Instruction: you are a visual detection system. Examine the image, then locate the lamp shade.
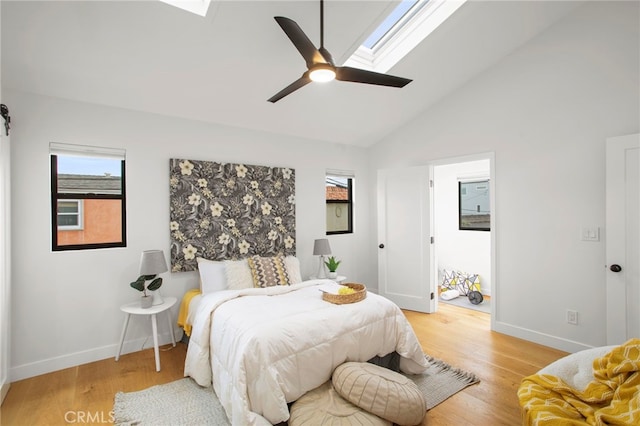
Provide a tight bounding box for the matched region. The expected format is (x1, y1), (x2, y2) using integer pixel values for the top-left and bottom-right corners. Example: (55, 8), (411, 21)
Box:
(313, 239), (332, 256)
(139, 250), (168, 275)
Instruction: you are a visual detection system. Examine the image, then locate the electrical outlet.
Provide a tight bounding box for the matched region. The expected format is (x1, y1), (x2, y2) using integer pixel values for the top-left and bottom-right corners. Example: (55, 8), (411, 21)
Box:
(567, 310), (578, 325)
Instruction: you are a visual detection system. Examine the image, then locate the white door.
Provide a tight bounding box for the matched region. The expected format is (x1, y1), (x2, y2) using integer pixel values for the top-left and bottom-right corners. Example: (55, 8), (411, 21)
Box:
(377, 166), (435, 313)
(606, 133), (640, 345)
(0, 114), (10, 402)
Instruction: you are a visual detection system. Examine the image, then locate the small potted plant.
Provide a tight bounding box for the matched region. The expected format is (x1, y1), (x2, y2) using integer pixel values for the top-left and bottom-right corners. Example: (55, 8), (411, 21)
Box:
(130, 274), (163, 308)
(324, 256), (341, 279)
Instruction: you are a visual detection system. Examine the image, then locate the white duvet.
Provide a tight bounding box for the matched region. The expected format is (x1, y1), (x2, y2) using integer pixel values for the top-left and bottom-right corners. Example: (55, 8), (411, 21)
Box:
(184, 279), (428, 425)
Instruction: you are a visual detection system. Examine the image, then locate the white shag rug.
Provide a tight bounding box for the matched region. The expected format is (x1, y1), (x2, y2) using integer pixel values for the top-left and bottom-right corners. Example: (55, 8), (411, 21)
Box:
(113, 356), (479, 425)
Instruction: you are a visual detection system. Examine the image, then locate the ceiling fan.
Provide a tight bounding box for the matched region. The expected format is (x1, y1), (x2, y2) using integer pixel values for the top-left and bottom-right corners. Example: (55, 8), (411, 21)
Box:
(268, 0), (412, 103)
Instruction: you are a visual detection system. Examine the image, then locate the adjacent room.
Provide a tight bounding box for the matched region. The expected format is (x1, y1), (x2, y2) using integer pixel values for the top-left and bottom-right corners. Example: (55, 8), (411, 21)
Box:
(1, 0), (638, 424)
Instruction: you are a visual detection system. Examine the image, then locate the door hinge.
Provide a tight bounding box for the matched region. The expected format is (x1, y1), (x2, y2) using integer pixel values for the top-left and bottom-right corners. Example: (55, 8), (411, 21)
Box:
(430, 236), (434, 244)
(430, 292), (434, 300)
(430, 179), (433, 188)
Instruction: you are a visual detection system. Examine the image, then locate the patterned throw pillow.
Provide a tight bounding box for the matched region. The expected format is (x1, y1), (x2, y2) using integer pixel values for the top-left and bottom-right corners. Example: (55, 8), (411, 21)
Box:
(247, 255), (290, 288)
(454, 271), (481, 295)
(441, 269), (457, 291)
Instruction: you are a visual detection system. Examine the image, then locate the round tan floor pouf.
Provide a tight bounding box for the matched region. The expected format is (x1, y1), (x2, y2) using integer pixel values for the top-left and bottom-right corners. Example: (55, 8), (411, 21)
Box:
(289, 381), (391, 426)
(332, 362), (426, 426)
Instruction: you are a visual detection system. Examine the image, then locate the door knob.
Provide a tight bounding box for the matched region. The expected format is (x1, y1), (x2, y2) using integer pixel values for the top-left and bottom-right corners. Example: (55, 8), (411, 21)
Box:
(378, 243), (385, 249)
(610, 264), (622, 273)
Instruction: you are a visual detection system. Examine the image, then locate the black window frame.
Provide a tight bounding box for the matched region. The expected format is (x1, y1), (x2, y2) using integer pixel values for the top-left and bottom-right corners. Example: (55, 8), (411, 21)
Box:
(326, 176), (353, 235)
(458, 179), (490, 232)
(51, 154), (127, 251)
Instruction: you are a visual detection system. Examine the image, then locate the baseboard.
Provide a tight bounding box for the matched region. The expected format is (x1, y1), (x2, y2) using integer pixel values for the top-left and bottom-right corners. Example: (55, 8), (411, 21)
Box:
(9, 330), (179, 382)
(493, 321), (593, 353)
(1, 380), (10, 405)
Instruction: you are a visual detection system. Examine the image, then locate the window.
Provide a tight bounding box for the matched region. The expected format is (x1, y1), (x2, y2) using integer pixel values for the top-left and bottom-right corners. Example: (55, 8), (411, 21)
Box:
(344, 0), (466, 74)
(160, 0), (211, 16)
(50, 143), (127, 251)
(326, 174), (353, 235)
(459, 179), (490, 231)
(362, 0), (421, 50)
(158, 0), (212, 17)
(57, 200), (83, 230)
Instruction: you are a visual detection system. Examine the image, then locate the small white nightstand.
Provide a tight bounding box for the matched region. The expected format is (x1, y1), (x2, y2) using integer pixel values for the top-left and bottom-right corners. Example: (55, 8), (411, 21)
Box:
(309, 275), (347, 283)
(115, 296), (177, 372)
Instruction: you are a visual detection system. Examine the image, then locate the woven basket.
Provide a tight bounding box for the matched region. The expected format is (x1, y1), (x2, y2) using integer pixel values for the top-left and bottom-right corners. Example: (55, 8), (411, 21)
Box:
(322, 283), (367, 305)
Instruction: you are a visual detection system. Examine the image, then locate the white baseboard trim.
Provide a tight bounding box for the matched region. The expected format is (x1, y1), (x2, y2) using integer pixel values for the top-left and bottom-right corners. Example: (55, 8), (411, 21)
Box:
(1, 380), (10, 405)
(493, 321), (593, 353)
(10, 330), (180, 382)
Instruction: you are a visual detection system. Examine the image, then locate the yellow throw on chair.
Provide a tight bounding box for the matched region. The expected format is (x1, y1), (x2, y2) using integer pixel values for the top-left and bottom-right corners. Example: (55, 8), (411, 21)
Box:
(518, 338), (640, 425)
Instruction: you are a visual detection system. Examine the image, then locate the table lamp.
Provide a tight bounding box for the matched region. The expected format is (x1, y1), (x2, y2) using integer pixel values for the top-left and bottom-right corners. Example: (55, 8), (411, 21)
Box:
(139, 249), (168, 305)
(313, 238), (332, 279)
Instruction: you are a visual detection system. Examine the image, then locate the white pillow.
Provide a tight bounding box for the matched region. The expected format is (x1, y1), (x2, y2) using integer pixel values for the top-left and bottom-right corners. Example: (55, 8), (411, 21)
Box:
(196, 257), (227, 294)
(538, 346), (616, 391)
(224, 259), (254, 290)
(284, 256), (302, 284)
(440, 289), (460, 300)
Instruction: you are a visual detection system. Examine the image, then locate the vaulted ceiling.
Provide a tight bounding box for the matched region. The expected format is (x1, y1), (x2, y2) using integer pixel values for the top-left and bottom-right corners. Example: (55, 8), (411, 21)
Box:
(2, 1), (582, 146)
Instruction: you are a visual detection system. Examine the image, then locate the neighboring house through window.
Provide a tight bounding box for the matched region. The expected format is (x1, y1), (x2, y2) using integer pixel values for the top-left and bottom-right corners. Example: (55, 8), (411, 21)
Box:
(50, 142), (127, 251)
(326, 172), (353, 235)
(57, 199), (83, 230)
(459, 179), (490, 231)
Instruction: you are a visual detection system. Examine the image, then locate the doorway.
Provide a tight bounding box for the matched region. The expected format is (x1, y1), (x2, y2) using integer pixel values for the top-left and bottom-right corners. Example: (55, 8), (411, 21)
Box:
(606, 133), (639, 344)
(377, 166), (434, 313)
(376, 153), (495, 320)
(434, 157), (492, 316)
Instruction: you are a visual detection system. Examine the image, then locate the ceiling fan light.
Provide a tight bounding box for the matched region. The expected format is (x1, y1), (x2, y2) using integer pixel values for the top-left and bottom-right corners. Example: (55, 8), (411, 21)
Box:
(309, 65), (336, 83)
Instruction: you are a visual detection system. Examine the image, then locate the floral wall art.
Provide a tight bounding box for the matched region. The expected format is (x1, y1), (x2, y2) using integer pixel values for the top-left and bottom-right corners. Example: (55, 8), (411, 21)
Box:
(169, 159), (296, 272)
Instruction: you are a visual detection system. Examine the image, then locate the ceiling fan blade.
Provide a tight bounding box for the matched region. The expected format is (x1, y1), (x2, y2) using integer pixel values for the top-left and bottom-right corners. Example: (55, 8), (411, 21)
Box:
(335, 66), (412, 88)
(274, 16), (328, 67)
(267, 76), (311, 103)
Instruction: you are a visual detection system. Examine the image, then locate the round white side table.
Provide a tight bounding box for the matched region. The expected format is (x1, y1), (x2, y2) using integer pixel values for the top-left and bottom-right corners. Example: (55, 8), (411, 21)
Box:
(308, 275), (347, 283)
(115, 296), (177, 372)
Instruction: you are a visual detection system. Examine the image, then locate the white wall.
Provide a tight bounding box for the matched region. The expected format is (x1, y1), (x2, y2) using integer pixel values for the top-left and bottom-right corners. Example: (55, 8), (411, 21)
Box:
(6, 90), (374, 381)
(434, 160), (491, 295)
(369, 1), (639, 352)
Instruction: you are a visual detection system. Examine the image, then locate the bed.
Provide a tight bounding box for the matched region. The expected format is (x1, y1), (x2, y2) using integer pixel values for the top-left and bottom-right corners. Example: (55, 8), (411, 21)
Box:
(182, 256), (429, 425)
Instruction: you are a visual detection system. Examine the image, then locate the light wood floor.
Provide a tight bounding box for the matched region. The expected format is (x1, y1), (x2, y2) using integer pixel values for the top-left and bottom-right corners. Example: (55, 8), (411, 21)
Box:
(1, 303), (568, 425)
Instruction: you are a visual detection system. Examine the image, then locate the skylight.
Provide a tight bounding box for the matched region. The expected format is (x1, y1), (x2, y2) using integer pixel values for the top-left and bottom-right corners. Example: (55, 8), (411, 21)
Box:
(345, 0), (467, 73)
(362, 0), (421, 50)
(159, 0), (211, 17)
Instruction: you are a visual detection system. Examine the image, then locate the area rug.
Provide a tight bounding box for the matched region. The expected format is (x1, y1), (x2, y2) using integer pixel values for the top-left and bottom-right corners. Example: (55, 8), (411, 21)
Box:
(440, 295), (491, 314)
(113, 356), (479, 425)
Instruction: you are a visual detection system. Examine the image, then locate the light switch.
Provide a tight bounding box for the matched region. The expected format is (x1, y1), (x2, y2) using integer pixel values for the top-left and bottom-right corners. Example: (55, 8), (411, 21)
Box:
(580, 226), (600, 242)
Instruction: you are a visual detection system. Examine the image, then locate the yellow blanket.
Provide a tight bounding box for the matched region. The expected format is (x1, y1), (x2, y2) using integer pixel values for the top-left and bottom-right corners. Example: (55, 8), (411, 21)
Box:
(176, 288), (202, 337)
(518, 338), (640, 425)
